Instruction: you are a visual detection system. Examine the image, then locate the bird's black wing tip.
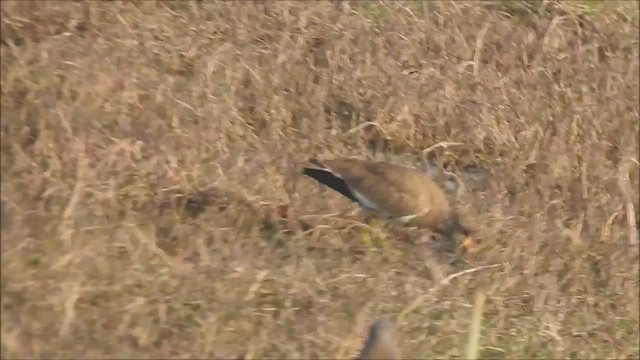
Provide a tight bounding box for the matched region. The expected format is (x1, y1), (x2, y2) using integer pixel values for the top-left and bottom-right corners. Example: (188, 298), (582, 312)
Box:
(301, 166), (359, 204)
(301, 166), (315, 176)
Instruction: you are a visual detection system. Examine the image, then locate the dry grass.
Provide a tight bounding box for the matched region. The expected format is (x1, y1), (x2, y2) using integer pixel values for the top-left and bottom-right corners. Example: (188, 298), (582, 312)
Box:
(1, 1), (639, 359)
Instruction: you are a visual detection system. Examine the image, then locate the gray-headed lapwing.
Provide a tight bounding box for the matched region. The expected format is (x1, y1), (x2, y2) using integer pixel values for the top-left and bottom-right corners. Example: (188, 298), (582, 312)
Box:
(302, 158), (474, 250)
(355, 319), (400, 360)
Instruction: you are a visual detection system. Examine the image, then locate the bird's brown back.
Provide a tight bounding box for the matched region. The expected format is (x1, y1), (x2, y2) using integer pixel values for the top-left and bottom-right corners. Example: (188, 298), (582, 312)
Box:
(322, 159), (454, 231)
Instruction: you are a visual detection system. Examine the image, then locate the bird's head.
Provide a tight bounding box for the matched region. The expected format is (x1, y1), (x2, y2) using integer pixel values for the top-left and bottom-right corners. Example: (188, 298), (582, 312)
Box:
(443, 212), (476, 252)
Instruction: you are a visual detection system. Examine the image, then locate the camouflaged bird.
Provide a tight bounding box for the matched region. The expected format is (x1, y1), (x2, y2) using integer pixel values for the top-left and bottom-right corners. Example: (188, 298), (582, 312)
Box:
(355, 319), (400, 360)
(302, 158), (474, 250)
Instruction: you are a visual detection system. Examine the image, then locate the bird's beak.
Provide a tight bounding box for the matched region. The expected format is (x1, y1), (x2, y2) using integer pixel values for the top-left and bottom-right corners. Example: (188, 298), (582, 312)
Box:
(460, 236), (476, 253)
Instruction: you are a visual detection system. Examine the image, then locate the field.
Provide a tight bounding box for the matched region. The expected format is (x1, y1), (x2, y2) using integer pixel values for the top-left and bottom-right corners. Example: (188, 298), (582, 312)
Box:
(1, 1), (639, 358)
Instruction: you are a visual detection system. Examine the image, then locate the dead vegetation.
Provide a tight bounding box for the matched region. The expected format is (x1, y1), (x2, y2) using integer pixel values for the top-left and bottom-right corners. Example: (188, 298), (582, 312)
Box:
(1, 1), (639, 358)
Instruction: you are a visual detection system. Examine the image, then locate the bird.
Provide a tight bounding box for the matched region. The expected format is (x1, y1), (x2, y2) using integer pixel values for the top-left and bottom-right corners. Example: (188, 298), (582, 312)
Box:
(302, 158), (474, 250)
(355, 319), (400, 360)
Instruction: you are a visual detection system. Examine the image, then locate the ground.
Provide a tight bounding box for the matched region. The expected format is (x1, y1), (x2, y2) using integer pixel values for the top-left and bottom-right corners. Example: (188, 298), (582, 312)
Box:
(1, 1), (639, 359)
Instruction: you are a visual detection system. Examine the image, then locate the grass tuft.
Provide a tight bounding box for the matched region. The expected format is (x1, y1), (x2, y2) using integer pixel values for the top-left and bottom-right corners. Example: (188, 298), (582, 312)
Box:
(1, 1), (638, 358)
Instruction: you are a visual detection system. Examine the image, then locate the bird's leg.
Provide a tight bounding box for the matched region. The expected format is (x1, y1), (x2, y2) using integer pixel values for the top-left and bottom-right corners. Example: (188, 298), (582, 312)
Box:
(361, 216), (379, 249)
(361, 225), (374, 249)
(360, 215), (386, 248)
(361, 217), (402, 261)
(370, 218), (387, 249)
